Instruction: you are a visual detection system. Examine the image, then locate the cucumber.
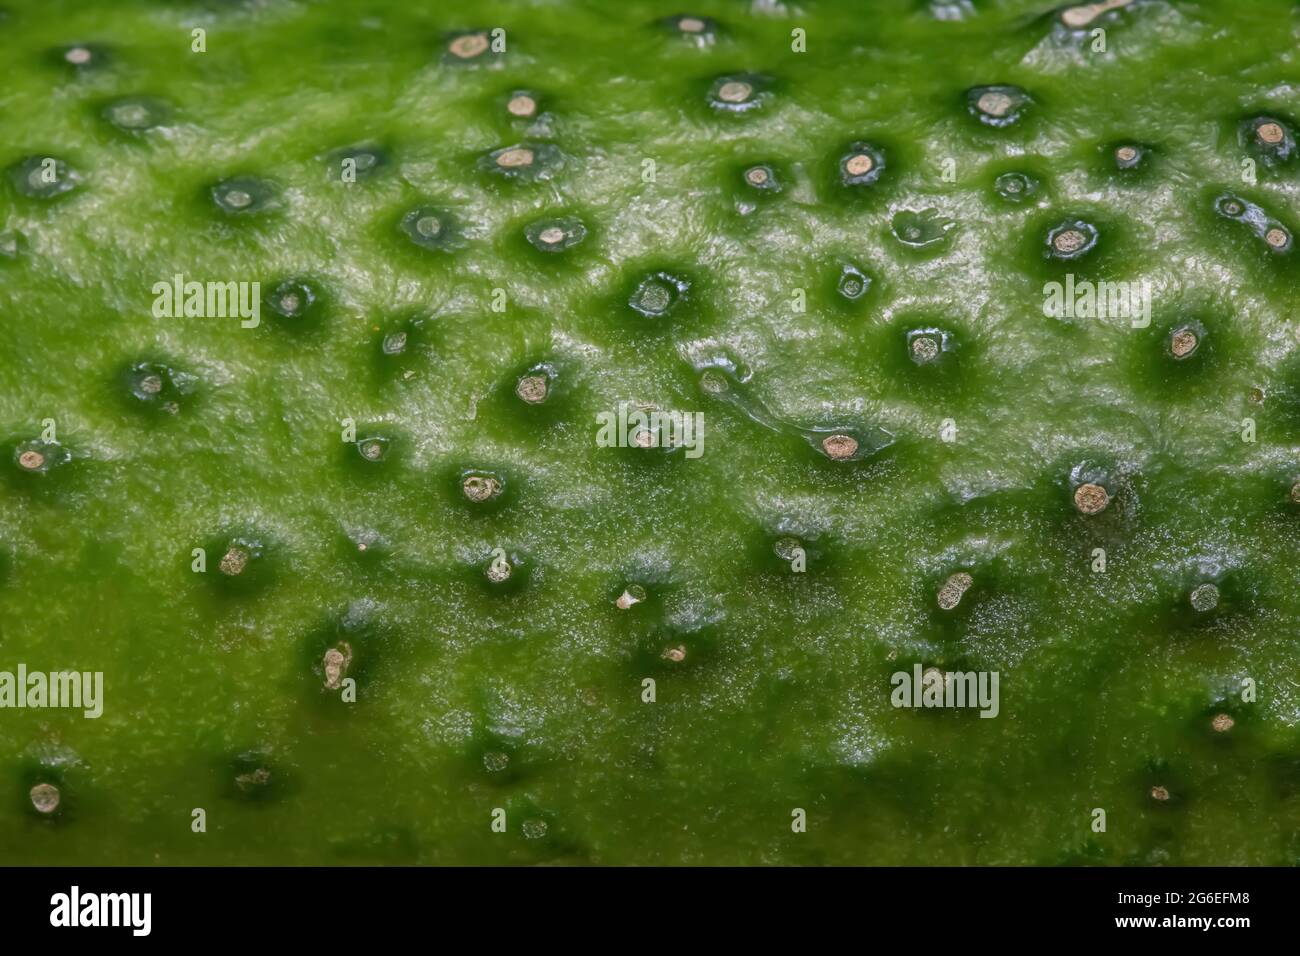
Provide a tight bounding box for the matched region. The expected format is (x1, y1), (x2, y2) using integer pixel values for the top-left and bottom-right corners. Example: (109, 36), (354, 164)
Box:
(2, 0), (1299, 866)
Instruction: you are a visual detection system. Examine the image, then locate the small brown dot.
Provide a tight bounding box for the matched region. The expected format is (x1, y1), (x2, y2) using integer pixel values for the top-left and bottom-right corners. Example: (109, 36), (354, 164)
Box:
(1116, 145), (1138, 163)
(1256, 121), (1285, 145)
(30, 783), (60, 814)
(359, 440), (384, 461)
(745, 166), (770, 186)
(1211, 713), (1235, 733)
(1248, 386), (1265, 404)
(1073, 482), (1109, 515)
(1190, 582), (1219, 613)
(1170, 327), (1199, 359)
(699, 370), (729, 394)
(1053, 229), (1087, 255)
(1150, 785), (1170, 802)
(821, 434), (858, 460)
(977, 91), (1014, 117)
(615, 585), (646, 610)
(463, 474), (501, 502)
(507, 94), (536, 118)
(937, 571), (974, 611)
(1265, 227), (1289, 249)
(495, 147), (535, 169)
(1289, 480), (1300, 504)
(845, 153), (874, 177)
(485, 558), (512, 583)
(323, 645), (350, 689)
(17, 450), (45, 471)
(448, 33), (489, 59)
(911, 336), (940, 363)
(717, 81), (752, 103)
(663, 644), (686, 662)
(236, 768), (271, 792)
(219, 547), (249, 577)
(922, 666), (947, 688)
(1060, 0), (1129, 29)
(1060, 7), (1094, 28)
(773, 537), (802, 562)
(515, 374), (548, 404)
(139, 373), (163, 395)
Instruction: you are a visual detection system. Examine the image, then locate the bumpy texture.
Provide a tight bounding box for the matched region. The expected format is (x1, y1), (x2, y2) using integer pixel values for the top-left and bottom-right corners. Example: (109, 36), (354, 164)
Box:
(2, 0), (1300, 865)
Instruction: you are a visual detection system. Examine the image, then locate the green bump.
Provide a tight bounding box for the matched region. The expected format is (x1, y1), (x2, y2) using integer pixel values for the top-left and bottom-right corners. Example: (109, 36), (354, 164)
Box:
(373, 314), (433, 381)
(1045, 219), (1099, 260)
(480, 143), (564, 182)
(907, 328), (952, 366)
(30, 782), (60, 815)
(515, 363), (557, 405)
(892, 208), (956, 249)
(663, 13), (718, 45)
(8, 155), (80, 199)
(1166, 322), (1203, 361)
(211, 176), (277, 215)
(400, 205), (461, 251)
(615, 583), (647, 609)
(525, 216), (586, 252)
(1189, 582), (1220, 614)
(208, 533), (270, 595)
(328, 144), (388, 181)
(53, 42), (109, 72)
(937, 571), (974, 611)
(121, 361), (197, 415)
(1109, 141), (1151, 173)
(1241, 115), (1295, 167)
(966, 84), (1031, 128)
(707, 73), (769, 114)
(742, 163), (781, 193)
(265, 277), (320, 321)
(442, 29), (500, 66)
(482, 549), (528, 591)
(103, 96), (169, 132)
(226, 749), (285, 802)
(12, 439), (70, 477)
(353, 433), (392, 465)
(838, 142), (885, 186)
(629, 271), (688, 317)
(836, 264), (871, 301)
(1057, 0), (1135, 31)
(461, 470), (504, 504)
(993, 171), (1040, 203)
